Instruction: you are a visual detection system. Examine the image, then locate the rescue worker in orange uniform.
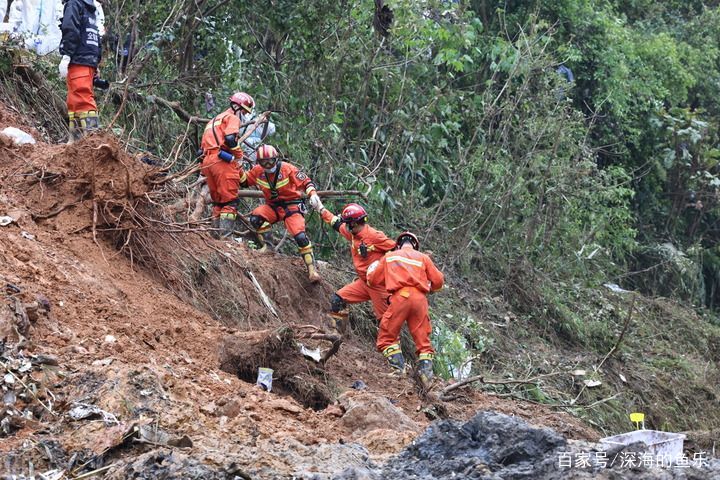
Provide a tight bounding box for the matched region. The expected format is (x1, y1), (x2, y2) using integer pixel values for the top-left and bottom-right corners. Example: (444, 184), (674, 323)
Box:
(367, 231), (444, 386)
(239, 144), (324, 283)
(200, 92), (254, 237)
(318, 203), (396, 333)
(58, 0), (102, 141)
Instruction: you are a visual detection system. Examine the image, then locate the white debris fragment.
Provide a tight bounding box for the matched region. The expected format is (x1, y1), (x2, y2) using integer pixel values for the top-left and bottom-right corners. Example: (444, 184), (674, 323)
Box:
(1, 127), (36, 145)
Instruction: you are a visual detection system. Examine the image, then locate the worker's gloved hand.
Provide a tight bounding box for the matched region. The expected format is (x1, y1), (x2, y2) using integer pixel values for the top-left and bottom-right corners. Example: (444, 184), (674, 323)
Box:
(308, 193), (324, 212)
(93, 74), (110, 90)
(366, 260), (380, 276)
(58, 55), (70, 79)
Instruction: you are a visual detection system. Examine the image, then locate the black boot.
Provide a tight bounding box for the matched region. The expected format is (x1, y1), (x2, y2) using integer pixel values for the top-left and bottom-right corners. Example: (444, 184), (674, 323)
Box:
(67, 114), (82, 144)
(85, 111), (100, 132)
(217, 212), (237, 238)
(417, 359), (434, 387)
(383, 344), (406, 375)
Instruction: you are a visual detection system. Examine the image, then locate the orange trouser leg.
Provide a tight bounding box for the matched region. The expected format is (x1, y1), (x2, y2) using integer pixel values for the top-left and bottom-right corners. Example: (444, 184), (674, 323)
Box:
(405, 291), (434, 356)
(283, 209), (306, 237)
(251, 204), (280, 231)
(66, 64), (97, 114)
(376, 291), (433, 355)
(337, 278), (389, 321)
(201, 154), (241, 218)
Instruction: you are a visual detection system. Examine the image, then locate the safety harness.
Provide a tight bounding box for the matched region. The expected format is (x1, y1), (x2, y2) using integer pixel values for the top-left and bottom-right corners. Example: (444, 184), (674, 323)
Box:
(263, 162), (306, 217)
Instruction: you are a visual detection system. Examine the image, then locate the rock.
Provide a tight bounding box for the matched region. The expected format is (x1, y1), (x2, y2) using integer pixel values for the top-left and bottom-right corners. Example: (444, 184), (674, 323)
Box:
(70, 345), (89, 354)
(379, 411), (566, 479)
(357, 428), (416, 456)
(270, 398), (303, 415)
(216, 400), (243, 418)
(338, 391), (420, 438)
(322, 404), (344, 417)
(200, 402), (218, 416)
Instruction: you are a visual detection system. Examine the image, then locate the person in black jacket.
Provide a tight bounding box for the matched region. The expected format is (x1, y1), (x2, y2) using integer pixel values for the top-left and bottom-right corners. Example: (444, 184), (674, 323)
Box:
(58, 0), (101, 141)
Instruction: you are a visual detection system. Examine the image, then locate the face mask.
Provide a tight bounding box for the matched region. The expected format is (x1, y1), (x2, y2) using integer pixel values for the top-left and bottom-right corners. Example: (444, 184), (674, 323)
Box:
(240, 112), (254, 124)
(263, 164), (278, 174)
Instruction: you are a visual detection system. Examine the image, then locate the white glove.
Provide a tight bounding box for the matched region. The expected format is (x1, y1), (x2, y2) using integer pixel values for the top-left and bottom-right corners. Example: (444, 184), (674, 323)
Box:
(366, 260), (380, 276)
(58, 55), (70, 79)
(309, 193), (324, 212)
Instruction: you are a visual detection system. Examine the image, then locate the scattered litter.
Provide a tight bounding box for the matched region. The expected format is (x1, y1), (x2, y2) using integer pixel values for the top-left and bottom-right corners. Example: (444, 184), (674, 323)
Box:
(20, 231), (35, 240)
(91, 357), (114, 367)
(31, 355), (58, 366)
(18, 360), (32, 373)
(570, 369), (586, 377)
(104, 334), (117, 343)
(68, 402), (120, 425)
(1, 347), (60, 432)
(116, 420), (194, 448)
(256, 367), (273, 392)
(619, 373), (627, 382)
(0, 216), (13, 226)
(1, 127), (36, 145)
(139, 389), (153, 397)
(38, 469), (65, 480)
(299, 343), (322, 362)
(603, 283), (631, 293)
(3, 390), (16, 405)
(583, 379), (602, 388)
(351, 380), (367, 390)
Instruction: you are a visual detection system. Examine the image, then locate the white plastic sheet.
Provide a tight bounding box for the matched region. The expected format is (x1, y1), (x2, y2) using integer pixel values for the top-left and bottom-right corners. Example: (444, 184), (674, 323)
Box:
(1, 126), (36, 145)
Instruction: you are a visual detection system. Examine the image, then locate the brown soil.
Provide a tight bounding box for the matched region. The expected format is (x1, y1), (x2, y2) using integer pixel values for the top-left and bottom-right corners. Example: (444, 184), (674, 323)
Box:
(0, 104), (598, 477)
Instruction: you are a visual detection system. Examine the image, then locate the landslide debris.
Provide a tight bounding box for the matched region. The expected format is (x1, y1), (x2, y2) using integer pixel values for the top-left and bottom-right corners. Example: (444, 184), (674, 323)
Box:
(338, 411), (720, 480)
(0, 104), (608, 478)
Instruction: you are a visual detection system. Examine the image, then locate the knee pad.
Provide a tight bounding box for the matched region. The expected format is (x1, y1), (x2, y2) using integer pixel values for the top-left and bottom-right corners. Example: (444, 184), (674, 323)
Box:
(249, 214), (265, 229)
(293, 232), (310, 248)
(330, 293), (346, 313)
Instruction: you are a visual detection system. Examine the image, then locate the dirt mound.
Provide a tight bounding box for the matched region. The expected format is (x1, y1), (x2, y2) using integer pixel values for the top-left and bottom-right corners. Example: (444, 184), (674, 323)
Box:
(219, 327), (335, 410)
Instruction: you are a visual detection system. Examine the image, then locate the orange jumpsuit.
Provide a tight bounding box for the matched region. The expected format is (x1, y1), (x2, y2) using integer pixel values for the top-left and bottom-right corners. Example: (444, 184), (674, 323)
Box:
(321, 209), (395, 320)
(240, 161), (316, 237)
(200, 109), (244, 218)
(367, 245), (444, 358)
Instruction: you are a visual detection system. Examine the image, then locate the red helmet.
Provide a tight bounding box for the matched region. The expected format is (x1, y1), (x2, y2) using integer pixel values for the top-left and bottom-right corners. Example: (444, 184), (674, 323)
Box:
(341, 203), (368, 224)
(256, 144), (279, 163)
(396, 231), (419, 250)
(229, 92), (255, 113)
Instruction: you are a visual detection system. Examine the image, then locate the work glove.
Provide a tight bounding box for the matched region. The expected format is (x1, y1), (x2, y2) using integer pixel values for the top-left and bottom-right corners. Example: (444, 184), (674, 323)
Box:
(58, 55), (70, 79)
(308, 193), (324, 212)
(366, 260), (380, 276)
(93, 73), (110, 90)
